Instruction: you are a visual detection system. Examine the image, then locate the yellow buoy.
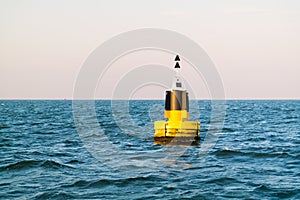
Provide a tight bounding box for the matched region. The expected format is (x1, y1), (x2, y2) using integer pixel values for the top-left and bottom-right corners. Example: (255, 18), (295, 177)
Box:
(154, 55), (200, 144)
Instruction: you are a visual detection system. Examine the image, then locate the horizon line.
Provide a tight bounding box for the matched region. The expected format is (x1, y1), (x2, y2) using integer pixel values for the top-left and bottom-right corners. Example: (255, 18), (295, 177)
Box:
(1, 98), (300, 101)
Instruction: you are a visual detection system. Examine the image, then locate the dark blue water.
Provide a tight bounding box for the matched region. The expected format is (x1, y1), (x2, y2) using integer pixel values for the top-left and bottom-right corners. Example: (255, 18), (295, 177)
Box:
(0, 100), (299, 199)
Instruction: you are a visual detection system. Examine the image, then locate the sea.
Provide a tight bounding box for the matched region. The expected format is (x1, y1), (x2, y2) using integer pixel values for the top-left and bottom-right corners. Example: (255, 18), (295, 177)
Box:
(0, 100), (299, 199)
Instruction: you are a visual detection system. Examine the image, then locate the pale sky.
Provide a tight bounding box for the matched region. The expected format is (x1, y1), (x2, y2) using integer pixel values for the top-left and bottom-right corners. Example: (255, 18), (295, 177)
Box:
(1, 0), (299, 99)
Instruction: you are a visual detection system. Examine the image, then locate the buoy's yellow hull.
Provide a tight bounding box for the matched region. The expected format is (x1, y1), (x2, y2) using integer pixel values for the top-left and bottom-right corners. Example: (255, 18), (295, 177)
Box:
(154, 120), (200, 138)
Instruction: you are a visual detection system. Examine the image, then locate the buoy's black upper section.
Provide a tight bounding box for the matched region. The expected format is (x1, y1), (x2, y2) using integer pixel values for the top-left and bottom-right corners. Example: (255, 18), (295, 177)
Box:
(165, 90), (189, 111)
(175, 55), (180, 61)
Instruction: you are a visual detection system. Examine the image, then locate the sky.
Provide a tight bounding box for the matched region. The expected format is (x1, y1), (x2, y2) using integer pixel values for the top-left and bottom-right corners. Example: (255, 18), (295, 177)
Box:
(1, 0), (299, 99)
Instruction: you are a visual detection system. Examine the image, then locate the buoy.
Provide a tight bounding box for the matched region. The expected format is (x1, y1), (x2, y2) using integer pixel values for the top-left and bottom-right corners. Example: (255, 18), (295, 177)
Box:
(154, 55), (200, 144)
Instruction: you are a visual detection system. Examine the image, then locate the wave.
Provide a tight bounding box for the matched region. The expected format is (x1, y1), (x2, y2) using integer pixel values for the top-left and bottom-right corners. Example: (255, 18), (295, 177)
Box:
(2, 160), (41, 170)
(222, 127), (235, 133)
(214, 149), (292, 159)
(254, 184), (300, 199)
(206, 177), (242, 185)
(33, 191), (75, 200)
(31, 131), (58, 135)
(41, 160), (74, 169)
(63, 175), (162, 188)
(2, 159), (74, 171)
(0, 124), (10, 129)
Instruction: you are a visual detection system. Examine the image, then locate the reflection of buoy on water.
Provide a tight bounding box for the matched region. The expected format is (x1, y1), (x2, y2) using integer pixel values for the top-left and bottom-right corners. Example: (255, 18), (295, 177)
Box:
(154, 55), (200, 144)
